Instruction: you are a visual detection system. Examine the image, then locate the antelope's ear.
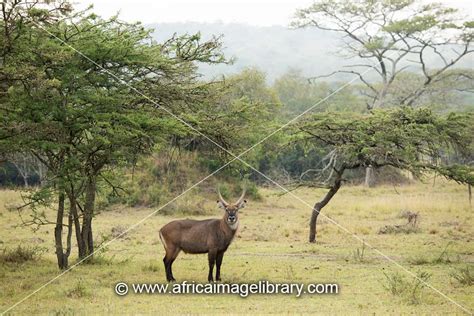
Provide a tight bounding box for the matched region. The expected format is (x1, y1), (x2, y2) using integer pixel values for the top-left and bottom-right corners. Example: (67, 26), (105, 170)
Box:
(237, 199), (247, 209)
(217, 200), (226, 209)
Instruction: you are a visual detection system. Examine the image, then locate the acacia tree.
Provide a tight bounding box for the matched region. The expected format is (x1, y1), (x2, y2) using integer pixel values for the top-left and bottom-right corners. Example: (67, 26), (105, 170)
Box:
(292, 0), (474, 186)
(1, 1), (226, 269)
(180, 68), (281, 172)
(297, 107), (474, 242)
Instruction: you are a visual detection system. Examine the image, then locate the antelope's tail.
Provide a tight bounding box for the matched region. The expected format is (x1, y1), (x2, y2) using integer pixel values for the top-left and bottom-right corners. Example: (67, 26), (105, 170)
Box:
(159, 230), (168, 251)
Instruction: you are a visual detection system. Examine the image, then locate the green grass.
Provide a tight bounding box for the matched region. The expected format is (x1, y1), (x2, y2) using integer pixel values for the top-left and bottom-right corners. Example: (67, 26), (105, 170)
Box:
(0, 181), (473, 314)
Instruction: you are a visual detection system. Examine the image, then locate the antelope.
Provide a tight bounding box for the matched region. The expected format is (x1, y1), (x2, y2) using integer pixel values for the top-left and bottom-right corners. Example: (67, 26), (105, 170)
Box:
(159, 189), (247, 282)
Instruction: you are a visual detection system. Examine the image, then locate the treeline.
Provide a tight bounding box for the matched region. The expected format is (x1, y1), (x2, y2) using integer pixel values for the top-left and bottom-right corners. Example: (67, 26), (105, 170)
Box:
(2, 67), (472, 189)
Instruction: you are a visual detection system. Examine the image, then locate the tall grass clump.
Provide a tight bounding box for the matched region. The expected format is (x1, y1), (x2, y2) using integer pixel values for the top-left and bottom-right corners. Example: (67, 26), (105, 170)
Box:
(383, 271), (431, 305)
(450, 266), (473, 286)
(0, 245), (44, 264)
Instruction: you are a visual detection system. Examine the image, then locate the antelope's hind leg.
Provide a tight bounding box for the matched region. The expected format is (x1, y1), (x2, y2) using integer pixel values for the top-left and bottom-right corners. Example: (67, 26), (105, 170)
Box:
(163, 246), (180, 282)
(215, 251), (224, 281)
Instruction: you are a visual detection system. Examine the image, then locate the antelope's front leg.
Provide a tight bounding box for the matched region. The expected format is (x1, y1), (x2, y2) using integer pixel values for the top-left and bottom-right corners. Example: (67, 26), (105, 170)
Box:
(207, 250), (217, 282)
(215, 251), (224, 281)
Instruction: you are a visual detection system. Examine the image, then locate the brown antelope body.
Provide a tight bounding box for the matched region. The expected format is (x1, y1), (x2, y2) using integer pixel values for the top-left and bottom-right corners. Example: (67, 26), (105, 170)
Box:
(159, 189), (247, 282)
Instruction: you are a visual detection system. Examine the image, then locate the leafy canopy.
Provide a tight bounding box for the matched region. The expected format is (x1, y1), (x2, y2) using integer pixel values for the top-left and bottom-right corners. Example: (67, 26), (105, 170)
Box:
(298, 107), (474, 185)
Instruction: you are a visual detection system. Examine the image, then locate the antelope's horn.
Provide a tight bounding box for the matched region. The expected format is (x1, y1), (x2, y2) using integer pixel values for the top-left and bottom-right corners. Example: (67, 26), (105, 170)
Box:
(236, 188), (246, 205)
(217, 188), (229, 206)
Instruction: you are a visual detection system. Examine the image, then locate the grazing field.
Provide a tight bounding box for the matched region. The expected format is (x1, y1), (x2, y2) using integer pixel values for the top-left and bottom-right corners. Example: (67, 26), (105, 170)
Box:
(0, 181), (473, 315)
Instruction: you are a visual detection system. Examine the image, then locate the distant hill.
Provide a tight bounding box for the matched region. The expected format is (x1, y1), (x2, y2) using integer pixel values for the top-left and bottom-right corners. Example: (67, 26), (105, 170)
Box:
(148, 22), (345, 82)
(147, 22), (473, 83)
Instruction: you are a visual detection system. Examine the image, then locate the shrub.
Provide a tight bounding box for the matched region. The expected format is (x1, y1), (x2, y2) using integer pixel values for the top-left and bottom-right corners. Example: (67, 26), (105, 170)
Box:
(110, 225), (128, 239)
(432, 243), (458, 264)
(450, 266), (473, 286)
(244, 181), (262, 201)
(0, 245), (44, 264)
(66, 281), (89, 298)
(95, 152), (263, 210)
(351, 243), (367, 262)
(383, 271), (431, 305)
(383, 272), (406, 296)
(218, 181), (262, 201)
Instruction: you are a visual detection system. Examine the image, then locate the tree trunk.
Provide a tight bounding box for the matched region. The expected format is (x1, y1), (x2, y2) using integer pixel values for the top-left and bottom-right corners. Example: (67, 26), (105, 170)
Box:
(23, 176), (29, 188)
(469, 184), (472, 206)
(54, 193), (72, 270)
(67, 192), (86, 259)
(54, 193), (66, 269)
(66, 212), (73, 259)
(82, 176), (96, 259)
(11, 157), (29, 187)
(35, 159), (47, 186)
(364, 166), (374, 187)
(309, 168), (344, 243)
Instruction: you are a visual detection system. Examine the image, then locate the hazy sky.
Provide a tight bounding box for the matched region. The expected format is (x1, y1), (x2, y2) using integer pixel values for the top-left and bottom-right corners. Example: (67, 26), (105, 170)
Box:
(74, 0), (473, 26)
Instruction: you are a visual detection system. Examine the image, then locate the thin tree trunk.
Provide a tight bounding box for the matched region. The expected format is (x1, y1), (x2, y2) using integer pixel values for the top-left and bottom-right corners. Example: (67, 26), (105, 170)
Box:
(309, 168), (344, 243)
(469, 184), (472, 206)
(82, 176), (96, 259)
(35, 159), (47, 186)
(65, 212), (73, 259)
(11, 158), (29, 187)
(364, 166), (374, 187)
(68, 192), (86, 259)
(54, 193), (72, 270)
(54, 193), (65, 269)
(23, 176), (29, 187)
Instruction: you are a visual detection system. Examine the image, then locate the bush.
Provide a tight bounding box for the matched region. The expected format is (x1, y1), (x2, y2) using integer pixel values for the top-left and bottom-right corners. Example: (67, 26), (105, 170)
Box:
(66, 281), (89, 298)
(450, 266), (473, 286)
(243, 181), (262, 201)
(96, 152), (263, 210)
(384, 272), (406, 296)
(383, 271), (431, 305)
(218, 181), (262, 201)
(0, 245), (44, 264)
(351, 243), (367, 262)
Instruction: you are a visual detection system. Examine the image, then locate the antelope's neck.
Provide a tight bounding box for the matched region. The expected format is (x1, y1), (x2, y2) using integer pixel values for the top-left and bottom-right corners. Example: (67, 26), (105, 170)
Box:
(227, 219), (239, 231)
(221, 218), (239, 232)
